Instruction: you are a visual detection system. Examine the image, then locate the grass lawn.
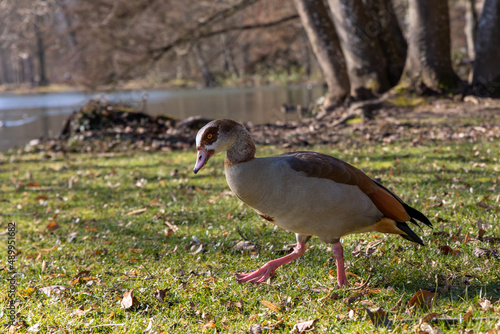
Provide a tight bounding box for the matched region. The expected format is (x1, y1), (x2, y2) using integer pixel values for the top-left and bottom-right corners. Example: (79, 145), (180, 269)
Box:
(1, 132), (499, 332)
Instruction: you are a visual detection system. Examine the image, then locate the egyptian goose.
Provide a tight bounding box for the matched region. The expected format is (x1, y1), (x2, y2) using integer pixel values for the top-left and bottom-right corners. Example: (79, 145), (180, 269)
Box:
(193, 119), (431, 287)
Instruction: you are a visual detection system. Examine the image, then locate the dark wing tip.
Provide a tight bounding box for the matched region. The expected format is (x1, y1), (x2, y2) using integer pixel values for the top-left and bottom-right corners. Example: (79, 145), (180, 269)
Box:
(372, 179), (432, 228)
(396, 222), (425, 245)
(402, 202), (432, 228)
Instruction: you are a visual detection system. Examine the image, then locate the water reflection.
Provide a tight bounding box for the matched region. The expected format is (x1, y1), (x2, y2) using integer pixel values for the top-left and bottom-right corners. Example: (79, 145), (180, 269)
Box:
(0, 85), (324, 152)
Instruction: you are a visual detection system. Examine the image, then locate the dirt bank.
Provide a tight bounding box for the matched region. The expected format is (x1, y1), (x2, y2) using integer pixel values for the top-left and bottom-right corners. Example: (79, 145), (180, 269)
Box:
(20, 96), (500, 155)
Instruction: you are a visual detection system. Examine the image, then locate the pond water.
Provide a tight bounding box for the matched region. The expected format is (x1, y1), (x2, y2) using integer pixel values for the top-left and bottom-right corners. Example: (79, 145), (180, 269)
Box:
(0, 85), (324, 152)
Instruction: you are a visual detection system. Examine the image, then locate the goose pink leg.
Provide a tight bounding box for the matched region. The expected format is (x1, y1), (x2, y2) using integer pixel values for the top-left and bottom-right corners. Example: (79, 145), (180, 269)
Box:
(236, 241), (307, 284)
(333, 241), (349, 288)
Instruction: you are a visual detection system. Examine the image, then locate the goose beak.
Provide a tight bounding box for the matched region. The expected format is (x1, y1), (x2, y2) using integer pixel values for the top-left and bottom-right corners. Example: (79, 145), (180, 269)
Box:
(193, 148), (212, 174)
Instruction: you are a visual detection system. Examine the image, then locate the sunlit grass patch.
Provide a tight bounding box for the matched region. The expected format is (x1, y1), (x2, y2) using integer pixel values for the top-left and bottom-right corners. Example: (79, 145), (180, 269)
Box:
(0, 137), (499, 333)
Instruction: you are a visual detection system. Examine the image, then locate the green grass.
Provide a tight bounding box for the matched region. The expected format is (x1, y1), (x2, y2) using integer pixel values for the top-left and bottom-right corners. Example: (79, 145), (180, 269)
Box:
(1, 138), (499, 333)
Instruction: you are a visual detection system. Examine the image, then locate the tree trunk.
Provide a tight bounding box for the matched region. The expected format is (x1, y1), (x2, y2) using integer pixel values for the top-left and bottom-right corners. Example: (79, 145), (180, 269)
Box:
(472, 0), (500, 97)
(34, 20), (49, 86)
(293, 0), (350, 108)
(363, 0), (407, 86)
(220, 34), (239, 77)
(402, 0), (459, 94)
(194, 43), (216, 87)
(0, 47), (13, 84)
(464, 0), (478, 61)
(327, 0), (390, 100)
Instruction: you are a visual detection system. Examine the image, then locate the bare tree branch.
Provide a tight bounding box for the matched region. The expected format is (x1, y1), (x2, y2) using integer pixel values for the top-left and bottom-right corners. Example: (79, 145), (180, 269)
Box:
(149, 0), (262, 61)
(197, 14), (299, 40)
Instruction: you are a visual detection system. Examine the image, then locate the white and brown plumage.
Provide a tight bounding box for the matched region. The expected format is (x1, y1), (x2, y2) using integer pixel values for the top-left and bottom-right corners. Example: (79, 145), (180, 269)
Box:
(193, 119), (431, 287)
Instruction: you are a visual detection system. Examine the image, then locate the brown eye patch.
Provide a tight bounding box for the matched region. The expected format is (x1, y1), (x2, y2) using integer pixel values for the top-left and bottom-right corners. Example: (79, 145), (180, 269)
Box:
(202, 127), (218, 145)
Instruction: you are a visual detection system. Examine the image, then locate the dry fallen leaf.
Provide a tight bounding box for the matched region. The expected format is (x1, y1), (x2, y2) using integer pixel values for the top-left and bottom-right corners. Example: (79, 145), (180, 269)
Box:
(250, 324), (263, 334)
(233, 240), (256, 250)
(437, 245), (460, 256)
(153, 288), (168, 303)
(39, 285), (67, 296)
(46, 221), (60, 232)
(366, 307), (392, 329)
(190, 243), (204, 255)
(34, 195), (48, 201)
(418, 322), (444, 334)
(225, 299), (243, 310)
(409, 290), (437, 309)
(120, 289), (135, 309)
(202, 321), (216, 330)
(127, 208), (147, 215)
(474, 247), (499, 258)
(165, 221), (179, 232)
(73, 305), (98, 316)
(291, 319), (318, 333)
(463, 231), (471, 244)
(67, 232), (78, 242)
(260, 300), (280, 313)
(74, 270), (91, 280)
(421, 312), (440, 323)
(463, 305), (474, 323)
(84, 225), (99, 232)
(479, 299), (493, 311)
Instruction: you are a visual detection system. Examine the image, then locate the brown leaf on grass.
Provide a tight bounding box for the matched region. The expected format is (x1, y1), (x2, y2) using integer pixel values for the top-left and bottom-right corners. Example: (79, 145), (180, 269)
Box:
(476, 200), (493, 210)
(482, 237), (500, 244)
(409, 290), (437, 309)
(120, 289), (135, 309)
(19, 287), (36, 297)
(438, 245), (460, 256)
(128, 248), (143, 253)
(463, 231), (471, 244)
(190, 243), (204, 255)
(418, 322), (444, 334)
(153, 288), (168, 303)
(438, 245), (452, 255)
(67, 232), (78, 242)
(38, 246), (56, 254)
(260, 300), (281, 313)
(233, 240), (256, 250)
(73, 305), (98, 316)
(127, 208), (147, 215)
(250, 324), (263, 334)
(34, 195), (48, 201)
(421, 312), (440, 323)
(39, 285), (67, 296)
(225, 299), (243, 310)
(478, 228), (486, 239)
(27, 182), (40, 188)
(74, 270), (91, 280)
(165, 221), (179, 232)
(474, 247), (499, 258)
(202, 321), (216, 330)
(43, 273), (66, 279)
(84, 226), (98, 232)
(46, 221), (60, 231)
(366, 307), (392, 329)
(291, 319), (318, 333)
(478, 299), (494, 311)
(463, 305), (474, 323)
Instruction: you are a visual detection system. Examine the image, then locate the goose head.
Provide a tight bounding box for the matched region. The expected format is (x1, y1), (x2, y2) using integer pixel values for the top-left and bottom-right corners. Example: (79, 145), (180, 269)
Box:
(193, 119), (256, 174)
